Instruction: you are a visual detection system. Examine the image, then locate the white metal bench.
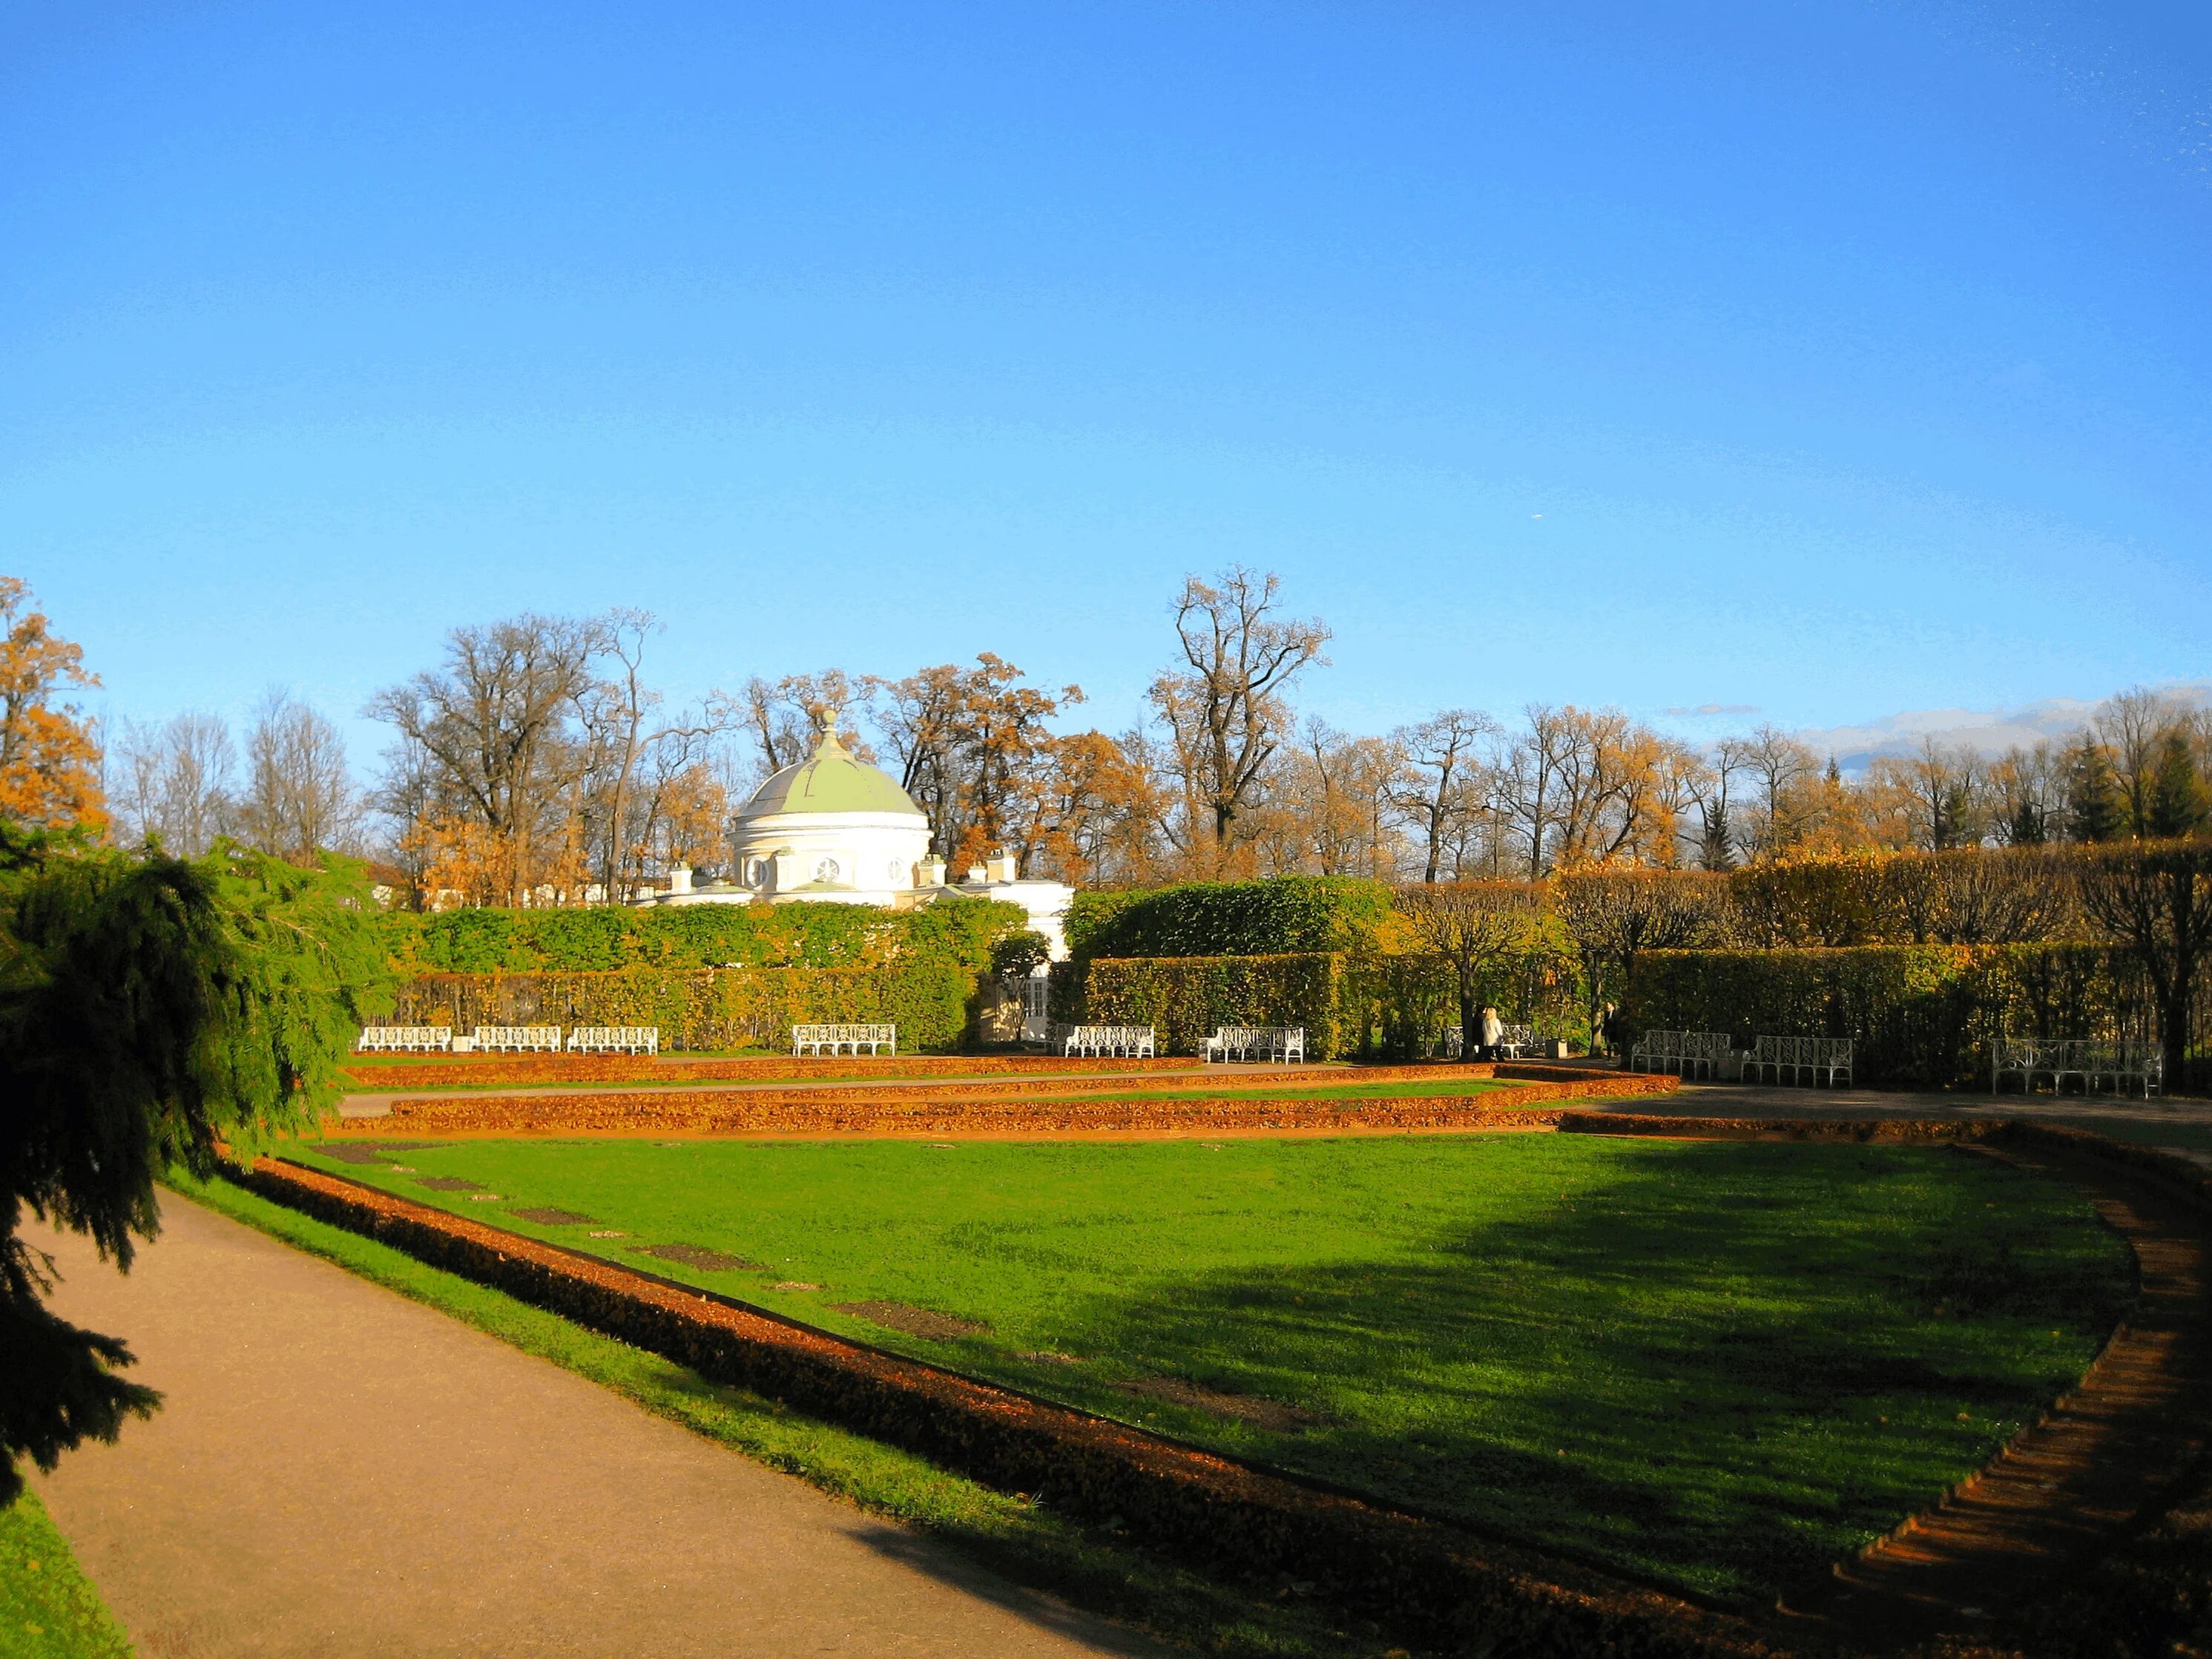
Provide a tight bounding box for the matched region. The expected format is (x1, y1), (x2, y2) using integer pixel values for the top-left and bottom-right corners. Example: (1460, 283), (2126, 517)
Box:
(471, 1025), (563, 1054)
(1434, 1023), (1539, 1060)
(1743, 1035), (1854, 1088)
(1204, 1026), (1306, 1063)
(355, 1025), (452, 1054)
(791, 1022), (897, 1057)
(1993, 1037), (2162, 1098)
(566, 1025), (660, 1055)
(1629, 1029), (1732, 1080)
(1057, 1023), (1156, 1059)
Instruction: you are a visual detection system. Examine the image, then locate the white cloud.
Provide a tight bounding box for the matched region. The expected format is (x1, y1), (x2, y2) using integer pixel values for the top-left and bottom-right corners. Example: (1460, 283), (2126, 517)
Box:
(1794, 682), (2212, 772)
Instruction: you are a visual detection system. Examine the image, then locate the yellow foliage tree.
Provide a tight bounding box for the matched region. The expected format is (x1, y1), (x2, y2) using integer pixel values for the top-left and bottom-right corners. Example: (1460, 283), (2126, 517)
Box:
(0, 578), (105, 830)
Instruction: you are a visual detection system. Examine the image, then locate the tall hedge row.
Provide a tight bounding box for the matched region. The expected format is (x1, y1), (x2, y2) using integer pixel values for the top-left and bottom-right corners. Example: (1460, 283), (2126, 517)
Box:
(379, 896), (1025, 975)
(392, 962), (980, 1053)
(1625, 944), (2207, 1090)
(1060, 950), (1558, 1059)
(1065, 876), (1395, 962)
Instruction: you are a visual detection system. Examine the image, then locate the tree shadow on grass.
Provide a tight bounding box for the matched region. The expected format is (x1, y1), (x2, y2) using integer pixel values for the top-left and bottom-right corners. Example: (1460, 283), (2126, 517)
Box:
(1011, 1143), (2133, 1605)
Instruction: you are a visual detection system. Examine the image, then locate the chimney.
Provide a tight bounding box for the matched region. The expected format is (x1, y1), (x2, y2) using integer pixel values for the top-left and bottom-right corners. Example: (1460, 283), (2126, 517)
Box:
(989, 851), (1019, 884)
(965, 863), (988, 887)
(667, 867), (693, 897)
(918, 855), (946, 887)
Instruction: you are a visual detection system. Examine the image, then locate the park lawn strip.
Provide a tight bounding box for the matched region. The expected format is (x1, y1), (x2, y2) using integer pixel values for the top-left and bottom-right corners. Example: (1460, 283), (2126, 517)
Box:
(165, 1169), (1407, 1659)
(0, 1489), (133, 1659)
(284, 1133), (2131, 1604)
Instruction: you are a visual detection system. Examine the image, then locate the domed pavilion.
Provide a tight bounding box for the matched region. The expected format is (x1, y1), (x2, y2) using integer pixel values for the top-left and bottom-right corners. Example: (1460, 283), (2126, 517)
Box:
(633, 717), (1076, 957)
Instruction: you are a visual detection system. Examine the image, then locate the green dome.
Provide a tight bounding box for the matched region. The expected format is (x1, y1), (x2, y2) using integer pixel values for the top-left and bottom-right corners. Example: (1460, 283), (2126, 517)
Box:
(738, 726), (926, 820)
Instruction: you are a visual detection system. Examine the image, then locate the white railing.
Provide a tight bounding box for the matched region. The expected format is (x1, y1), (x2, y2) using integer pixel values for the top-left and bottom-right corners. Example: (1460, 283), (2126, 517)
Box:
(470, 1025), (563, 1054)
(355, 1025), (452, 1054)
(566, 1025), (660, 1055)
(1056, 1023), (1156, 1059)
(1743, 1035), (1854, 1088)
(791, 1022), (898, 1057)
(1203, 1026), (1306, 1064)
(1992, 1036), (2162, 1099)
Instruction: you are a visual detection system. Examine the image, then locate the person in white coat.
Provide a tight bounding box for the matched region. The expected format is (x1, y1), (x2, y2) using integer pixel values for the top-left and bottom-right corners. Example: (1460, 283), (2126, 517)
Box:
(1479, 1005), (1504, 1060)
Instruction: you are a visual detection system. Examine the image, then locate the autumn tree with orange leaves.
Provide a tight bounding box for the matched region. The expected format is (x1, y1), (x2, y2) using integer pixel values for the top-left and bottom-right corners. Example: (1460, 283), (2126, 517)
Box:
(0, 579), (104, 830)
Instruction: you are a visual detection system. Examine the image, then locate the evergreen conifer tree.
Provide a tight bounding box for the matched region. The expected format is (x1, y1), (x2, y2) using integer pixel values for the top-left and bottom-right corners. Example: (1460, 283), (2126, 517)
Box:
(2064, 739), (2123, 844)
(2147, 732), (2211, 840)
(0, 831), (388, 1500)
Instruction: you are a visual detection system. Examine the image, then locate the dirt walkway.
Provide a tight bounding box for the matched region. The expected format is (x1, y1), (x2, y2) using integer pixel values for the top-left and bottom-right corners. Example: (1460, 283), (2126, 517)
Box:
(28, 1196), (1160, 1659)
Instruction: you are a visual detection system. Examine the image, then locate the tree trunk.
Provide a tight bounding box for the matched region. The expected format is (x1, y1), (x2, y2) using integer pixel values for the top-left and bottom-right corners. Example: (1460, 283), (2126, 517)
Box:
(1459, 984), (1480, 1065)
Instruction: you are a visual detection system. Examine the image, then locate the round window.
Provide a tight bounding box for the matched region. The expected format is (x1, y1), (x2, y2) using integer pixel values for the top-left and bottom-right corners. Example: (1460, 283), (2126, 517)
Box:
(745, 859), (766, 885)
(813, 855), (842, 882)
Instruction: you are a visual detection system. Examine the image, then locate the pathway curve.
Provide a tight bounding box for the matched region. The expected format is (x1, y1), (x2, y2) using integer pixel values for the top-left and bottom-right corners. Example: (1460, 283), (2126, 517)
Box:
(1760, 1138), (2212, 1646)
(29, 1195), (1161, 1659)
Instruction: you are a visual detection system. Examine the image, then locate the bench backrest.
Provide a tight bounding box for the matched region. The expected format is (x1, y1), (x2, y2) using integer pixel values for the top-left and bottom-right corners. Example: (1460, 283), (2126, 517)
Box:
(358, 1025), (451, 1050)
(1751, 1035), (1852, 1064)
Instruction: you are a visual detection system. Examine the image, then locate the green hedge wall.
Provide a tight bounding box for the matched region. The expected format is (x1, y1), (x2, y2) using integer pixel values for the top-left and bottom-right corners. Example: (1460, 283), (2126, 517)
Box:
(378, 896), (1024, 975)
(1625, 944), (2202, 1090)
(1060, 950), (1565, 1059)
(392, 962), (981, 1053)
(1065, 876), (1394, 962)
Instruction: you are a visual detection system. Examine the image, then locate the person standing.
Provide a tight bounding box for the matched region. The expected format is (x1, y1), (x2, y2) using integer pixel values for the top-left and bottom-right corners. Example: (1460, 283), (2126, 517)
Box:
(1479, 1005), (1504, 1061)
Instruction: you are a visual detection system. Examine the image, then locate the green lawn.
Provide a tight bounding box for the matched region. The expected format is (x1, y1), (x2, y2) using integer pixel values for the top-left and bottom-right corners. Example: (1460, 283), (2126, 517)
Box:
(287, 1132), (2130, 1603)
(0, 1490), (132, 1659)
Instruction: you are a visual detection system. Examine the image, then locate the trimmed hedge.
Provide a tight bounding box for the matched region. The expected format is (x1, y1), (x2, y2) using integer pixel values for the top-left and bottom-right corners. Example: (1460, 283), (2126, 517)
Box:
(1058, 949), (1565, 1060)
(392, 962), (979, 1054)
(1067, 876), (1395, 962)
(1624, 943), (2208, 1091)
(380, 896), (1026, 975)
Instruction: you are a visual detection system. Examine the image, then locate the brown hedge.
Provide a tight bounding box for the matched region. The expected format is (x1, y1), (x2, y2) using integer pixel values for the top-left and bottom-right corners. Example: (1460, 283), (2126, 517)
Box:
(234, 1155), (1760, 1658)
(349, 1072), (1680, 1137)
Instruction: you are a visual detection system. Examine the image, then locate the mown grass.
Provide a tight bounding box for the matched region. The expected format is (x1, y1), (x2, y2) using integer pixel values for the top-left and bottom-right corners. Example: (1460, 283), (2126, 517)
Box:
(283, 1133), (2131, 1603)
(169, 1170), (1410, 1658)
(0, 1489), (133, 1659)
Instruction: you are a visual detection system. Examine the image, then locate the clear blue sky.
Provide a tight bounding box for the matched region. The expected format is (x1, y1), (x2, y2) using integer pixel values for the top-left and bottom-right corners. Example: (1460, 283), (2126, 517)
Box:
(5, 1), (2208, 760)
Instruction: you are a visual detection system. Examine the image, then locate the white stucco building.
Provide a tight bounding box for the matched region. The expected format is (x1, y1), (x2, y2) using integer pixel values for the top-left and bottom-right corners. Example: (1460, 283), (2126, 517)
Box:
(633, 721), (1076, 959)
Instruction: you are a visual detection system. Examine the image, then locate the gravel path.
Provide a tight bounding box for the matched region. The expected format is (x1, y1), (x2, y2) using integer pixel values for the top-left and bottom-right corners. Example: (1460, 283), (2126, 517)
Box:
(28, 1195), (1159, 1659)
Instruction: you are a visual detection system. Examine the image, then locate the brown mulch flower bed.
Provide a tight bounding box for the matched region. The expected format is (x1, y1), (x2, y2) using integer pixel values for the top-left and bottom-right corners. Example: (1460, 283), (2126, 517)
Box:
(338, 1072), (1677, 1138)
(341, 1052), (1201, 1088)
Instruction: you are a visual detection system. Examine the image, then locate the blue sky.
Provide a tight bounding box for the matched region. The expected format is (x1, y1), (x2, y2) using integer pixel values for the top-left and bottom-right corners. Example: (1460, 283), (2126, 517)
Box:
(5, 1), (2209, 763)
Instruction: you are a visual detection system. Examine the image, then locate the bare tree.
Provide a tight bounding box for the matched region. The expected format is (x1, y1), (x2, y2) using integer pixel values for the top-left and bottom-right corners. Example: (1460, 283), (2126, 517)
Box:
(1866, 737), (1987, 851)
(2077, 842), (2212, 1088)
(1390, 709), (1498, 883)
(2096, 689), (2173, 839)
(1149, 567), (1331, 867)
(734, 670), (864, 780)
(114, 712), (236, 857)
(1555, 869), (1730, 1060)
(1396, 881), (1544, 1062)
(1740, 725), (1819, 858)
(1686, 737), (1750, 870)
(366, 613), (605, 905)
(237, 690), (359, 863)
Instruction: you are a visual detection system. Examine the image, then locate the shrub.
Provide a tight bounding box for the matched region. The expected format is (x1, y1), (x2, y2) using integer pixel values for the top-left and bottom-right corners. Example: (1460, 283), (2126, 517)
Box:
(1066, 876), (1394, 962)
